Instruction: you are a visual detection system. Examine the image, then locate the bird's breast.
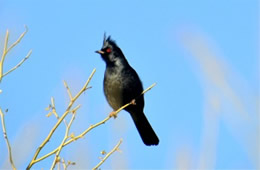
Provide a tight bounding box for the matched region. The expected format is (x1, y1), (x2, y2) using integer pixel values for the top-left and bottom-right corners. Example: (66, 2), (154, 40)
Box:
(104, 71), (124, 110)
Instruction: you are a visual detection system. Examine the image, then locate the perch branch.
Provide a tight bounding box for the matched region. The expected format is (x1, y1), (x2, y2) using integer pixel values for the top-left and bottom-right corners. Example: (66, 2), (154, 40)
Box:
(33, 83), (156, 165)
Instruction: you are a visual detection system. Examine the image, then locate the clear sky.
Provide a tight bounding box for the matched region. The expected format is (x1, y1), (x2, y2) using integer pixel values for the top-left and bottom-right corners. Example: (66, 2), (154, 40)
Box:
(0, 0), (259, 169)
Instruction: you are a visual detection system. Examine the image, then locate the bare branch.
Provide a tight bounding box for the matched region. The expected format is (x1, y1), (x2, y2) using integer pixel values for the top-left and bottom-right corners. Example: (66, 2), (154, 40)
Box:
(0, 26), (31, 82)
(61, 158), (66, 170)
(0, 108), (16, 170)
(141, 83), (156, 95)
(50, 107), (77, 169)
(32, 83), (156, 165)
(0, 26), (31, 169)
(0, 30), (10, 81)
(3, 30), (9, 56)
(50, 97), (59, 119)
(6, 25), (28, 54)
(2, 50), (32, 78)
(63, 80), (73, 101)
(93, 139), (123, 170)
(26, 68), (96, 170)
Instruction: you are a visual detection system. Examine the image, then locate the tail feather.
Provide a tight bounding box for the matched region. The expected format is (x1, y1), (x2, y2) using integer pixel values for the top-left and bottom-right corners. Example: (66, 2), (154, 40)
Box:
(130, 111), (159, 146)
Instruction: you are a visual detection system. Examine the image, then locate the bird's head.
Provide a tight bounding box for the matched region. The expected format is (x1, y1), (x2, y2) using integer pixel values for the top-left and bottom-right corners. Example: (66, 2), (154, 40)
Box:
(95, 34), (127, 66)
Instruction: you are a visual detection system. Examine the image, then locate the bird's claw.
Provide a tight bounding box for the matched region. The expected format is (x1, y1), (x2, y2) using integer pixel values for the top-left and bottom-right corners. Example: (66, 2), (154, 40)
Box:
(130, 99), (136, 105)
(109, 111), (117, 118)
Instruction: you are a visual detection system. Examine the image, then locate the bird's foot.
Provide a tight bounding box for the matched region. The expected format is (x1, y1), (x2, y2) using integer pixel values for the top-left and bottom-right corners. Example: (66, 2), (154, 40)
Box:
(130, 99), (136, 105)
(109, 111), (117, 118)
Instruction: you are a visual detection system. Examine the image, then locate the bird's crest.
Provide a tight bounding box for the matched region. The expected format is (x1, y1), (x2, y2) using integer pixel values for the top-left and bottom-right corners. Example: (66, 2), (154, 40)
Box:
(102, 33), (117, 47)
(103, 32), (107, 45)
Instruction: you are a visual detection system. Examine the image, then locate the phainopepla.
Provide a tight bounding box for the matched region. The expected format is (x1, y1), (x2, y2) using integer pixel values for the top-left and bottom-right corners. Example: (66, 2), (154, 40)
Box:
(95, 34), (159, 146)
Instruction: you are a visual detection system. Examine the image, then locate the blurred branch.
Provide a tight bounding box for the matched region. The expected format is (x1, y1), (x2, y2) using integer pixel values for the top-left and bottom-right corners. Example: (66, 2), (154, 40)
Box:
(0, 108), (16, 170)
(57, 158), (75, 170)
(2, 50), (32, 78)
(63, 80), (73, 101)
(0, 26), (31, 170)
(47, 97), (68, 126)
(50, 97), (59, 119)
(6, 26), (28, 54)
(31, 83), (156, 165)
(26, 68), (96, 170)
(0, 26), (31, 82)
(93, 139), (123, 170)
(50, 104), (80, 170)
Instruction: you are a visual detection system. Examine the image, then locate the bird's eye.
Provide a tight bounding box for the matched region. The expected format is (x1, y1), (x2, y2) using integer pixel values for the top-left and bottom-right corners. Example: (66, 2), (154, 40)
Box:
(106, 48), (112, 53)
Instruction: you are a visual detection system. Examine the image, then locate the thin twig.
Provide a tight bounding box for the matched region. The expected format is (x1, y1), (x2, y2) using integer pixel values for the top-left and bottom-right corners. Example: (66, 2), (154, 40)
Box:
(0, 30), (9, 81)
(6, 25), (28, 54)
(92, 139), (123, 170)
(33, 83), (156, 165)
(0, 26), (31, 82)
(0, 26), (30, 170)
(2, 50), (32, 78)
(50, 106), (78, 169)
(50, 97), (69, 127)
(3, 30), (9, 55)
(0, 108), (16, 170)
(26, 68), (96, 170)
(61, 158), (67, 170)
(141, 83), (156, 95)
(50, 97), (59, 119)
(63, 80), (73, 101)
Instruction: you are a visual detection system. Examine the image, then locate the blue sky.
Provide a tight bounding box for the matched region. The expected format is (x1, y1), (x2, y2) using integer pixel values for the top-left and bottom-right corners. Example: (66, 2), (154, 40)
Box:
(0, 0), (259, 169)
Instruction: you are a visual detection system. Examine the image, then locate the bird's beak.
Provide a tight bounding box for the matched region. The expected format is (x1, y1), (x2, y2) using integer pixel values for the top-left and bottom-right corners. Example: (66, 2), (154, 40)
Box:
(95, 50), (105, 55)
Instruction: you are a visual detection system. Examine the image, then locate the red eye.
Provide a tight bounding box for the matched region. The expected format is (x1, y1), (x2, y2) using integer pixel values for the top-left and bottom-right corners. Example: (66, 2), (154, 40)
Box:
(106, 48), (111, 53)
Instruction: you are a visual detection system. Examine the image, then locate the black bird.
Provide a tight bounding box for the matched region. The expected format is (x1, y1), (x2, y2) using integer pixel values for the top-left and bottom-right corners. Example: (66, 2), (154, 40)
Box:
(95, 35), (159, 146)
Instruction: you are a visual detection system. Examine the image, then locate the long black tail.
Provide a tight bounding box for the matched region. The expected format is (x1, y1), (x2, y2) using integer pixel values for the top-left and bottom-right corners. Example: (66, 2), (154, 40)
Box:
(130, 111), (159, 146)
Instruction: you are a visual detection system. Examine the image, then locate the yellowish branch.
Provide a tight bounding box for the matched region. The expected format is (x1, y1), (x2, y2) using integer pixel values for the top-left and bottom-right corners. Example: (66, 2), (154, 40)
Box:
(26, 68), (96, 170)
(61, 158), (66, 170)
(0, 26), (31, 170)
(0, 26), (31, 82)
(50, 97), (69, 127)
(0, 108), (16, 170)
(141, 83), (156, 95)
(50, 97), (59, 119)
(33, 83), (156, 165)
(6, 25), (28, 54)
(92, 139), (123, 170)
(50, 106), (78, 170)
(60, 158), (75, 170)
(2, 50), (32, 78)
(3, 30), (9, 55)
(63, 80), (73, 101)
(0, 30), (9, 81)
